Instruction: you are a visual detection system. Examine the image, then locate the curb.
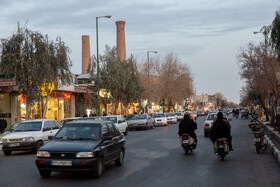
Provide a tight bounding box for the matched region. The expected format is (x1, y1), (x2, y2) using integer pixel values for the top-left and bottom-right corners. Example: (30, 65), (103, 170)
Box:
(264, 134), (280, 165)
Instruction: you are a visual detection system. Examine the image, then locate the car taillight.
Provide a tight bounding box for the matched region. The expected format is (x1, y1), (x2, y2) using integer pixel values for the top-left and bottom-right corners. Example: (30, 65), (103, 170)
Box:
(218, 141), (223, 145)
(204, 123), (210, 127)
(255, 134), (260, 138)
(183, 136), (188, 140)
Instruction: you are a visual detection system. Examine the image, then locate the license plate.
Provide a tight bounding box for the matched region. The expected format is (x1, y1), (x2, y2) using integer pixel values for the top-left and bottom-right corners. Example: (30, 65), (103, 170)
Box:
(183, 140), (188, 144)
(51, 160), (72, 166)
(133, 124), (138, 127)
(218, 145), (224, 148)
(9, 143), (20, 147)
(254, 138), (260, 142)
(157, 120), (161, 121)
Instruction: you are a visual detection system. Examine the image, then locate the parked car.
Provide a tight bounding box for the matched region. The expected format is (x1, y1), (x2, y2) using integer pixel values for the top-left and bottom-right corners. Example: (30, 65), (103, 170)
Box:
(197, 110), (205, 116)
(203, 112), (228, 137)
(164, 113), (177, 124)
(174, 112), (183, 121)
(102, 115), (128, 136)
(153, 113), (168, 126)
(35, 121), (126, 178)
(2, 119), (61, 155)
(127, 114), (155, 130)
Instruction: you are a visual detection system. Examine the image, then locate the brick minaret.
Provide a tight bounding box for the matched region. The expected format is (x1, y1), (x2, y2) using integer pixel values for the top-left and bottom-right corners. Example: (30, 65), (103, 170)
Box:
(116, 21), (126, 61)
(82, 35), (90, 74)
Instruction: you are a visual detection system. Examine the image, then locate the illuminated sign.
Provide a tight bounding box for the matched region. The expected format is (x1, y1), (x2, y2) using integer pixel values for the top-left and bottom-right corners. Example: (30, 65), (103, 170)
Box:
(54, 92), (71, 100)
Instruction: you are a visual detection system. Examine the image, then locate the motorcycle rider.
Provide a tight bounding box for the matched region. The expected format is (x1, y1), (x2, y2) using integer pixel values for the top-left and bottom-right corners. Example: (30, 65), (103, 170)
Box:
(178, 112), (197, 147)
(210, 112), (233, 151)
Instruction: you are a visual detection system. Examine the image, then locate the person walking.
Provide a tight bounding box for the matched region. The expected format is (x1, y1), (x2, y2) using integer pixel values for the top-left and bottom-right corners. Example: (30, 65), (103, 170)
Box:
(0, 116), (8, 134)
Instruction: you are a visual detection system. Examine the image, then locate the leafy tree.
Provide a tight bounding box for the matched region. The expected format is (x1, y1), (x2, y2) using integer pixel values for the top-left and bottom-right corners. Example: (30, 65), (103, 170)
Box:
(271, 10), (280, 62)
(0, 24), (72, 119)
(89, 45), (144, 114)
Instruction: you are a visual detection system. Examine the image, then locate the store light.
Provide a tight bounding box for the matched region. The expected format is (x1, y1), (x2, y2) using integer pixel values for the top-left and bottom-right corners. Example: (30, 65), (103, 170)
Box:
(21, 103), (26, 108)
(59, 100), (63, 104)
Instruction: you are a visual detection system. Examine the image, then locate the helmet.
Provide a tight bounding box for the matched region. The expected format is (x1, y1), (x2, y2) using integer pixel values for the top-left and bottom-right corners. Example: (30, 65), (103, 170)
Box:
(184, 112), (190, 119)
(217, 112), (223, 119)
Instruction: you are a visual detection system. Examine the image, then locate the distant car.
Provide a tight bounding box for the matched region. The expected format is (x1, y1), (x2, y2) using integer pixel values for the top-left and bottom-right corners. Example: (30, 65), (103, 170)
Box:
(2, 119), (61, 155)
(60, 117), (83, 126)
(35, 121), (126, 178)
(203, 112), (228, 137)
(164, 113), (177, 124)
(102, 115), (128, 136)
(174, 112), (183, 121)
(123, 114), (134, 121)
(153, 113), (168, 126)
(197, 111), (205, 116)
(127, 114), (155, 130)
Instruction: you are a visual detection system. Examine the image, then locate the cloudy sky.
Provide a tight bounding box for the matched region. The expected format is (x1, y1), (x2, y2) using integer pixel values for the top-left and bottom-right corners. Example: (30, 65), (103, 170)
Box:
(1, 0), (279, 103)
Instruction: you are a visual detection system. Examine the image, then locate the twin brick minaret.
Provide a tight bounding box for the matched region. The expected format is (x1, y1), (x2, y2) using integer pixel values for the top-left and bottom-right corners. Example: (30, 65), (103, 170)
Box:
(82, 21), (126, 74)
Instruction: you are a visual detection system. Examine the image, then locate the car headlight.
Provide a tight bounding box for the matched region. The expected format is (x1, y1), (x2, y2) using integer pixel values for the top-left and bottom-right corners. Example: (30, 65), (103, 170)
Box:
(24, 137), (35, 141)
(76, 152), (94, 158)
(2, 139), (8, 143)
(37, 151), (50, 158)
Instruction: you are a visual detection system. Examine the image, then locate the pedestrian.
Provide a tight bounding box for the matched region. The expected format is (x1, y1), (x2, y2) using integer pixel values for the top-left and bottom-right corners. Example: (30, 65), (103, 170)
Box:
(93, 112), (97, 116)
(103, 111), (106, 116)
(0, 116), (8, 134)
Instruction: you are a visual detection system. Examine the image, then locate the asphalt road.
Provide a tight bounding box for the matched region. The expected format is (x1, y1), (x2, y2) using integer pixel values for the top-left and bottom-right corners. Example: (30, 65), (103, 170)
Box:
(0, 116), (280, 187)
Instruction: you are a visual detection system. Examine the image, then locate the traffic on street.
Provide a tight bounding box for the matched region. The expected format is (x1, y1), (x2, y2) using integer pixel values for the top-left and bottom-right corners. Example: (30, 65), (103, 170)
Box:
(0, 115), (279, 187)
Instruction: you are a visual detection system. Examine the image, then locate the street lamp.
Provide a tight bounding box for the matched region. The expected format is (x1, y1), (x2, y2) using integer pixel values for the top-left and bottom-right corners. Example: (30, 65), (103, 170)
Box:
(147, 50), (157, 113)
(96, 15), (111, 116)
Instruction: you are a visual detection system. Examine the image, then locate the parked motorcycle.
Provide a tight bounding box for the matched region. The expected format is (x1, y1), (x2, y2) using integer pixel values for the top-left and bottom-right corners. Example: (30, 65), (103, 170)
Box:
(254, 129), (268, 154)
(180, 134), (196, 154)
(214, 138), (229, 161)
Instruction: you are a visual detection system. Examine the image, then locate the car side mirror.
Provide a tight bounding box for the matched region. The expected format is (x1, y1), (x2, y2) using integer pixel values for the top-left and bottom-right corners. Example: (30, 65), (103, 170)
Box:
(48, 136), (54, 140)
(103, 136), (113, 141)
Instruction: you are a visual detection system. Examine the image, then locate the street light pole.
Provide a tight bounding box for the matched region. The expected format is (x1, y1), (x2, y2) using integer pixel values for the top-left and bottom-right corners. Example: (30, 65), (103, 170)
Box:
(146, 50), (157, 113)
(96, 15), (111, 116)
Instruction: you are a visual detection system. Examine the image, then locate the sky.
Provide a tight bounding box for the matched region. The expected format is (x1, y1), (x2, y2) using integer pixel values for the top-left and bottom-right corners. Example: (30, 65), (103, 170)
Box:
(0, 0), (279, 104)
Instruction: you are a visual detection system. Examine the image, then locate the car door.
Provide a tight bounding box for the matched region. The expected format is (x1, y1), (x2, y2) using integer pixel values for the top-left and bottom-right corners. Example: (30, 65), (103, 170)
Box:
(120, 116), (127, 132)
(102, 124), (115, 164)
(49, 120), (60, 135)
(42, 121), (52, 142)
(107, 122), (122, 160)
(147, 115), (153, 127)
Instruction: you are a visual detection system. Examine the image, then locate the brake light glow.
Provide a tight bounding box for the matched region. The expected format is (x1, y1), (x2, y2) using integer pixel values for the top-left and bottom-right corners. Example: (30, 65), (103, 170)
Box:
(183, 136), (188, 140)
(204, 123), (210, 127)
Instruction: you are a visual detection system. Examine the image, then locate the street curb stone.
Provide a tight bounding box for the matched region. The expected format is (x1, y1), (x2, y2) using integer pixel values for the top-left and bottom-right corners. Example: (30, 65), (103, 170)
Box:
(264, 132), (280, 165)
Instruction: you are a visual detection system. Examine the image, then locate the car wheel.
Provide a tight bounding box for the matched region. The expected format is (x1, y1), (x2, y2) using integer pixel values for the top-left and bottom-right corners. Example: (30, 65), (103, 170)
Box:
(115, 149), (125, 166)
(145, 124), (149, 130)
(39, 170), (51, 178)
(124, 128), (128, 136)
(3, 150), (12, 156)
(91, 158), (103, 178)
(36, 141), (44, 151)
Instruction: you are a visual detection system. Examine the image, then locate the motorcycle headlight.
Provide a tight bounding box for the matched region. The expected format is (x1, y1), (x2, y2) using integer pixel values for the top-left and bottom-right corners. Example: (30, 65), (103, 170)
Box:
(24, 137), (35, 141)
(76, 152), (94, 158)
(37, 151), (50, 158)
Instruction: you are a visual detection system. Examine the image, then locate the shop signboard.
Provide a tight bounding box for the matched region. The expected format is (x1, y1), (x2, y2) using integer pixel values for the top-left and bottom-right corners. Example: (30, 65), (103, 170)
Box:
(54, 92), (71, 100)
(0, 74), (16, 86)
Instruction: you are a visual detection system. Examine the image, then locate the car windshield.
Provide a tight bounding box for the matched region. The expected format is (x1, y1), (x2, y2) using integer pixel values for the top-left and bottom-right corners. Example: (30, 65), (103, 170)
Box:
(132, 114), (147, 119)
(54, 124), (101, 141)
(103, 117), (117, 123)
(153, 114), (164, 118)
(8, 122), (20, 132)
(13, 122), (42, 132)
(175, 113), (182, 116)
(165, 113), (175, 117)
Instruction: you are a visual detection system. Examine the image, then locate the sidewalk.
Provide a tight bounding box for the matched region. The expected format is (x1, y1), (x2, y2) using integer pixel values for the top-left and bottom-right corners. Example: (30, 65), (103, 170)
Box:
(261, 120), (280, 165)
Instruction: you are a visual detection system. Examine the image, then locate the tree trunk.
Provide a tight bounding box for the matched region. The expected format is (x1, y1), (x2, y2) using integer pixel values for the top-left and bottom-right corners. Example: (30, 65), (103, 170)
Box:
(26, 101), (31, 120)
(42, 85), (50, 119)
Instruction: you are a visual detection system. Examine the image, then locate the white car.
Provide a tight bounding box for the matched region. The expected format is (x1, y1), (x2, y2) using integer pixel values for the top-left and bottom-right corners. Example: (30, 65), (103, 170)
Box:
(203, 112), (229, 137)
(102, 115), (128, 136)
(164, 113), (177, 124)
(153, 113), (168, 126)
(175, 112), (183, 121)
(2, 119), (61, 155)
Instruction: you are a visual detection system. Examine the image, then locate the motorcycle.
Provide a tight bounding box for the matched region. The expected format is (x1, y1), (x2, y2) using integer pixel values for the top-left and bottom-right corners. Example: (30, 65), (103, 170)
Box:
(180, 134), (196, 154)
(254, 129), (268, 154)
(214, 138), (229, 161)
